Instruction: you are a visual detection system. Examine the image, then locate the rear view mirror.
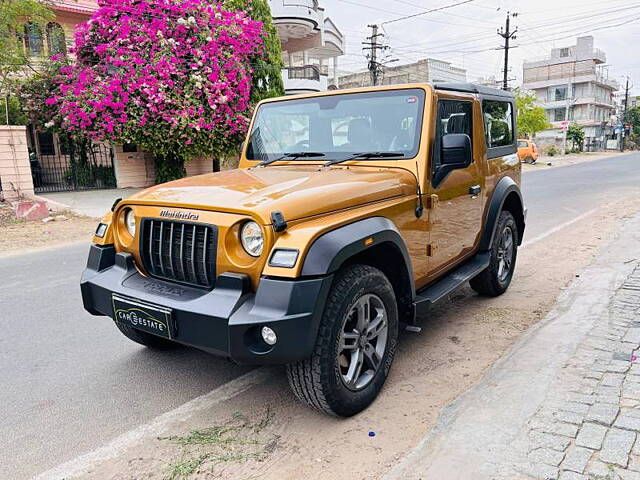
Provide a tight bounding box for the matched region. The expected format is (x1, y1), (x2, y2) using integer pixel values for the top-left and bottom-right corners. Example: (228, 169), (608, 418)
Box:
(441, 133), (472, 166)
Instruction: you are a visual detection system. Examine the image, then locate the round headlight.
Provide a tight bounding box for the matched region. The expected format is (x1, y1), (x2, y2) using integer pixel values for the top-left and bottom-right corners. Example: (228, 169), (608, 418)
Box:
(240, 221), (263, 257)
(125, 209), (136, 237)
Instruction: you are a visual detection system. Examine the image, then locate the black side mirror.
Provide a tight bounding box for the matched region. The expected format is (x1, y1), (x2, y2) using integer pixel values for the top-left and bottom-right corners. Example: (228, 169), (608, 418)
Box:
(441, 133), (472, 166)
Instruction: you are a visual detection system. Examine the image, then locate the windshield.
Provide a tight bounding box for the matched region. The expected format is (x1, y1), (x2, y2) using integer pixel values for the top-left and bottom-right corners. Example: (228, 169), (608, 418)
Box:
(246, 88), (426, 162)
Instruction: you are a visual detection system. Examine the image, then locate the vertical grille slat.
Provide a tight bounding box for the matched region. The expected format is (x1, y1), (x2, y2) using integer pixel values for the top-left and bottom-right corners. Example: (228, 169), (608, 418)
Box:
(140, 218), (217, 289)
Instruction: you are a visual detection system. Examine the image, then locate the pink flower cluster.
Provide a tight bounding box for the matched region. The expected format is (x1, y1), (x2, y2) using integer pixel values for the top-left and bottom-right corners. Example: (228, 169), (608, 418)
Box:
(50, 0), (264, 157)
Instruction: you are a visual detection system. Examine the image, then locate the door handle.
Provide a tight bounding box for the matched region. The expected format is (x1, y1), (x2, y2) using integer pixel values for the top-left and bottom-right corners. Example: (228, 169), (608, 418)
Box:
(469, 185), (481, 196)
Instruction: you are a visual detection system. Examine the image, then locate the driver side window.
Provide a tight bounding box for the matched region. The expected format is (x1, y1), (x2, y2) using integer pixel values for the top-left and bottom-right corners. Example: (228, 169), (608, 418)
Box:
(433, 99), (473, 171)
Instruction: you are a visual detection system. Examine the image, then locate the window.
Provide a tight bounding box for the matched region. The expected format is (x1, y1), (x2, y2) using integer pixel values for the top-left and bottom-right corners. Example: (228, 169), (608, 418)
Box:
(482, 100), (514, 148)
(554, 86), (567, 101)
(24, 22), (43, 56)
(517, 140), (528, 148)
(246, 89), (425, 161)
(560, 48), (570, 58)
(433, 99), (472, 171)
(46, 22), (66, 55)
(553, 108), (566, 122)
(37, 131), (55, 155)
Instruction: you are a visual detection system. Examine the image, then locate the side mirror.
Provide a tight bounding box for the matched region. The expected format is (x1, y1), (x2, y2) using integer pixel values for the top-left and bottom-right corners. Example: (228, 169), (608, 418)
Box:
(441, 133), (472, 167)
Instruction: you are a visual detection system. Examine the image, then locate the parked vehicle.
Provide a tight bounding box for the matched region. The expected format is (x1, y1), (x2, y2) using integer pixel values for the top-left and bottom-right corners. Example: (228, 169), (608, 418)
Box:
(517, 138), (539, 164)
(81, 83), (526, 416)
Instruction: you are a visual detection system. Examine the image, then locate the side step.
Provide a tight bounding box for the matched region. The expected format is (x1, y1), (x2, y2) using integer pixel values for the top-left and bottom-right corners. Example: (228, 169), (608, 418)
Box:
(413, 252), (490, 316)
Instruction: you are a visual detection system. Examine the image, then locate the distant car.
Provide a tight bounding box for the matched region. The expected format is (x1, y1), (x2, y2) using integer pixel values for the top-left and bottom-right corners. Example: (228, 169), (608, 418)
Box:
(517, 138), (538, 164)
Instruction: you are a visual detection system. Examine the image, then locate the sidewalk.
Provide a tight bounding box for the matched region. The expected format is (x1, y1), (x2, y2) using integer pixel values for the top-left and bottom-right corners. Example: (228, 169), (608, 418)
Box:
(41, 188), (141, 218)
(386, 213), (640, 480)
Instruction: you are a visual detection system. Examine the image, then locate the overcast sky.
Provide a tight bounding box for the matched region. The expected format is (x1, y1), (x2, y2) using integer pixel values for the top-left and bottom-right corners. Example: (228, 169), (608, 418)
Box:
(323, 0), (639, 94)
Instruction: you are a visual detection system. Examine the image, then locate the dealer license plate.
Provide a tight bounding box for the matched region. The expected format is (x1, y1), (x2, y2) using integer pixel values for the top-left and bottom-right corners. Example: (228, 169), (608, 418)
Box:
(112, 294), (173, 339)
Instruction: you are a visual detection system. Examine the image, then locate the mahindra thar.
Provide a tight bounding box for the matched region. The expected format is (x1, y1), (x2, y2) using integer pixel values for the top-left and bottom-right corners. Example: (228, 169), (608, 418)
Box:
(81, 83), (525, 416)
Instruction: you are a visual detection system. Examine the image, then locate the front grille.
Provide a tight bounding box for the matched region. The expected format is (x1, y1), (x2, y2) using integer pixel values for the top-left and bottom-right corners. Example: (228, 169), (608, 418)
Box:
(140, 219), (217, 288)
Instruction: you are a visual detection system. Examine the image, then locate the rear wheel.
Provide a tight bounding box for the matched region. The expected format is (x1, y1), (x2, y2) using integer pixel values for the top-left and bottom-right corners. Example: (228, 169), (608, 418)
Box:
(470, 210), (518, 297)
(286, 264), (399, 417)
(115, 323), (178, 349)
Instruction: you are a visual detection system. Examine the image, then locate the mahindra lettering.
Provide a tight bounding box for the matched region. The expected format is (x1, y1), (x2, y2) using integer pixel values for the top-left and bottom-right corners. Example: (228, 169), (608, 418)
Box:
(81, 83), (525, 417)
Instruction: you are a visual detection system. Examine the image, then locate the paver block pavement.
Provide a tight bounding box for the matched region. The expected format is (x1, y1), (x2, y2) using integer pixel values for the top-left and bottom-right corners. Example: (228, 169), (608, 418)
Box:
(575, 423), (608, 450)
(615, 409), (640, 431)
(586, 403), (620, 426)
(599, 428), (636, 467)
(561, 446), (593, 473)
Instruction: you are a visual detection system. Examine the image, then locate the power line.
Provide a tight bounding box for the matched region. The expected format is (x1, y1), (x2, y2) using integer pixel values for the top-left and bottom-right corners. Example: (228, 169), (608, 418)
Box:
(381, 0), (476, 25)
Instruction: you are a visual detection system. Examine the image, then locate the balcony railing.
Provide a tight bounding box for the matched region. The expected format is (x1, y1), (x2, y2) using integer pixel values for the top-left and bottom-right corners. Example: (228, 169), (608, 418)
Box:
(285, 65), (328, 81)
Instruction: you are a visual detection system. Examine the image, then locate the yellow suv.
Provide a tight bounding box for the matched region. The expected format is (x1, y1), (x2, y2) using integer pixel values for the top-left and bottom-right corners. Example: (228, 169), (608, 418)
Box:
(82, 83), (526, 416)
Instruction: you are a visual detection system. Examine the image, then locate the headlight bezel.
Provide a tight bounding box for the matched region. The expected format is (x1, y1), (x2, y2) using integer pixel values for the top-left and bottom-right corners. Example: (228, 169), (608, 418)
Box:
(240, 220), (264, 257)
(124, 208), (136, 237)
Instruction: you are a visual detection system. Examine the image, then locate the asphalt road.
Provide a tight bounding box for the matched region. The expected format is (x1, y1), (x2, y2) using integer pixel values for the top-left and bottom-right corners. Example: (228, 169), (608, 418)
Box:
(1, 152), (639, 479)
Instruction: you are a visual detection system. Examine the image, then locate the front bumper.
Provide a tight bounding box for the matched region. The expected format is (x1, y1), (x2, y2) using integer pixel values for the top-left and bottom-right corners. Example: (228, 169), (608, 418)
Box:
(81, 245), (333, 365)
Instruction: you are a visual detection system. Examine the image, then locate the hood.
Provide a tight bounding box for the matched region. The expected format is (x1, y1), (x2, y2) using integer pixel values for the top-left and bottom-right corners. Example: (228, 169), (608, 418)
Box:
(125, 165), (417, 223)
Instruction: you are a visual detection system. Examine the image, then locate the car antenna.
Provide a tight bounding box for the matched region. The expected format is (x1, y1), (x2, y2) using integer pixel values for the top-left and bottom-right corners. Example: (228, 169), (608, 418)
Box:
(414, 160), (424, 218)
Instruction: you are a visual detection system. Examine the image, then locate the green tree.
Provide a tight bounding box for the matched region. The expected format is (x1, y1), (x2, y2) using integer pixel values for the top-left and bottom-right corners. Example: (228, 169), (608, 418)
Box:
(223, 0), (285, 103)
(566, 123), (585, 152)
(624, 106), (640, 136)
(515, 88), (550, 138)
(0, 0), (54, 123)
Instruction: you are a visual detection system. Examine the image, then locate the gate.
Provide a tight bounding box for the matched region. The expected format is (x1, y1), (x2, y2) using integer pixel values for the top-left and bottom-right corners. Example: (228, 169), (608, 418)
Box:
(32, 137), (116, 193)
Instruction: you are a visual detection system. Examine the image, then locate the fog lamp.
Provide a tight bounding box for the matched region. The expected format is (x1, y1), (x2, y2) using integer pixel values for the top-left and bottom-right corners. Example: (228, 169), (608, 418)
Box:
(261, 326), (277, 346)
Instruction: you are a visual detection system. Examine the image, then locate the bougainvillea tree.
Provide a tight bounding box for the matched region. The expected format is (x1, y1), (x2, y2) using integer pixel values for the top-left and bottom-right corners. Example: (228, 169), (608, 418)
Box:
(49, 0), (265, 181)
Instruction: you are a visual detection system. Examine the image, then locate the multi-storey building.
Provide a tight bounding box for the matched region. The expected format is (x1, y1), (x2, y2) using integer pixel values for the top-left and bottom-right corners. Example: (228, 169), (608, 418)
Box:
(337, 58), (466, 90)
(522, 36), (618, 150)
(268, 0), (344, 94)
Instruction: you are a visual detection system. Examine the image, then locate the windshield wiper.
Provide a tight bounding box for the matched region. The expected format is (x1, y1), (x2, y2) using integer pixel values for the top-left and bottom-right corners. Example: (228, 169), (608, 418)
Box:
(322, 152), (405, 167)
(256, 151), (326, 167)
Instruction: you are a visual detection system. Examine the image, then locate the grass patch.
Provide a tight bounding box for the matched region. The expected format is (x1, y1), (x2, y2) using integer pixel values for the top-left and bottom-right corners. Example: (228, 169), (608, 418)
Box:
(162, 408), (278, 479)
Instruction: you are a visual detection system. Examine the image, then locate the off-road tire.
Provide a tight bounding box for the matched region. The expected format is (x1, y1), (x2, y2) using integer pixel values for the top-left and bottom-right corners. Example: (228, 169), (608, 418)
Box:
(470, 210), (518, 297)
(115, 322), (178, 349)
(524, 155), (535, 164)
(286, 264), (399, 417)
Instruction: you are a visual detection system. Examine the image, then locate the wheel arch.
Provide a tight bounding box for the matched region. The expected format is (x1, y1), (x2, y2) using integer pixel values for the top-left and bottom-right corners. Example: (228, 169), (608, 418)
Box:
(301, 217), (415, 322)
(480, 176), (526, 251)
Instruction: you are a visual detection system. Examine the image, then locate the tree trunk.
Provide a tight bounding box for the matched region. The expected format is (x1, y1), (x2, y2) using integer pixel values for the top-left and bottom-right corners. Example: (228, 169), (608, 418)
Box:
(154, 154), (186, 184)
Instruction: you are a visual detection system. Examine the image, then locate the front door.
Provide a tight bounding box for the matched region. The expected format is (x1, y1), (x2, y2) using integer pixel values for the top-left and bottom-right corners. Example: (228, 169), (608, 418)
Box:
(427, 97), (484, 277)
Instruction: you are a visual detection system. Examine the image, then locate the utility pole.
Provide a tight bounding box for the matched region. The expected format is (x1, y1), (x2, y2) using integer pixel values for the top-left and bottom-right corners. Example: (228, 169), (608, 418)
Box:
(362, 24), (396, 86)
(497, 11), (518, 91)
(621, 76), (631, 152)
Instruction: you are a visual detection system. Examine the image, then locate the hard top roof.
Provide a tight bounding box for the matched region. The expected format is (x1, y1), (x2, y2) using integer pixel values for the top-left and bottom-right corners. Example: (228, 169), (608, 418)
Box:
(433, 82), (514, 99)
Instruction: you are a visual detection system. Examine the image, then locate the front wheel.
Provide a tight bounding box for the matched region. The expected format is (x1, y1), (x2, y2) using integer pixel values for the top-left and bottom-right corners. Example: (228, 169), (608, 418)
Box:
(470, 210), (518, 297)
(286, 264), (399, 417)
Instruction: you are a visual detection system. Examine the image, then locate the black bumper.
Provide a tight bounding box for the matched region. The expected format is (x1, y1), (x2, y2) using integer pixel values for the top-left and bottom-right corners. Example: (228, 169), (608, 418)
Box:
(80, 245), (333, 365)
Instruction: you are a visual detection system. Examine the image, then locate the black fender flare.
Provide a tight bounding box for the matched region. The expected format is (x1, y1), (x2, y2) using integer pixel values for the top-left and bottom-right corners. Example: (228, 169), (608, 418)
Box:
(479, 176), (525, 251)
(300, 216), (415, 295)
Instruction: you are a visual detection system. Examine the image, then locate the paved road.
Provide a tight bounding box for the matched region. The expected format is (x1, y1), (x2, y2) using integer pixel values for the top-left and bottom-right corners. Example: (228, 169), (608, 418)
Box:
(1, 152), (639, 479)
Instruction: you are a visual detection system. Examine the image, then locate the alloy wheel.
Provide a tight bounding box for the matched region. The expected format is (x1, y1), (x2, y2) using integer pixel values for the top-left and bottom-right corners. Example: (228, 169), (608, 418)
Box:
(338, 293), (388, 391)
(497, 225), (515, 283)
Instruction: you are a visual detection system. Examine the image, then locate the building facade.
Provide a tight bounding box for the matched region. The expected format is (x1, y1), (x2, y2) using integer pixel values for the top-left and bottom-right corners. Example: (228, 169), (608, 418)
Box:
(337, 58), (466, 90)
(268, 0), (345, 94)
(522, 36), (618, 150)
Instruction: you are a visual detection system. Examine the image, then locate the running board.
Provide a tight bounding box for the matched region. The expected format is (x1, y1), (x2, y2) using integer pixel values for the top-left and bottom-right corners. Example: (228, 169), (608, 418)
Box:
(413, 252), (490, 316)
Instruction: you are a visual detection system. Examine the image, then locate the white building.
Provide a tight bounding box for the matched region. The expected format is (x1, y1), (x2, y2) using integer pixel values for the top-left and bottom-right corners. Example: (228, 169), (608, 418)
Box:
(522, 36), (618, 150)
(337, 58), (466, 90)
(268, 0), (345, 94)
